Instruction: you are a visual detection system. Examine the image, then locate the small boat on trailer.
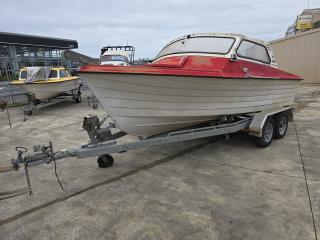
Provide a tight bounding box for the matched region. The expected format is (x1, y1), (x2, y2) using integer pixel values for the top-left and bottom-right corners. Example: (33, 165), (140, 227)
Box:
(11, 67), (82, 115)
(0, 33), (302, 198)
(79, 33), (302, 137)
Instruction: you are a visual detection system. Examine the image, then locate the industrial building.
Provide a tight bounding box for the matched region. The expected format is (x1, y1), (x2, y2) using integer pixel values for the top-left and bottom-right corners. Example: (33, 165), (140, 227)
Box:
(0, 32), (78, 81)
(271, 9), (320, 84)
(285, 8), (320, 36)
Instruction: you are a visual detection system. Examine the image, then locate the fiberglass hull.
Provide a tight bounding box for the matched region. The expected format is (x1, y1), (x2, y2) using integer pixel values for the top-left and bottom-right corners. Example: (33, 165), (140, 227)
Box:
(12, 78), (80, 101)
(81, 72), (299, 137)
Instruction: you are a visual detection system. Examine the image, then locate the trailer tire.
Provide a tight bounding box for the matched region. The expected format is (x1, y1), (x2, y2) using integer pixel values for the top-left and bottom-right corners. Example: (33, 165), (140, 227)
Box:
(256, 117), (274, 148)
(26, 110), (33, 116)
(74, 94), (81, 103)
(97, 154), (114, 168)
(274, 113), (288, 139)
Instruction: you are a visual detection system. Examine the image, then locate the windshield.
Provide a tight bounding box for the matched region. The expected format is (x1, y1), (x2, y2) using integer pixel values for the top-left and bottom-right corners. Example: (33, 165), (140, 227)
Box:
(59, 70), (68, 78)
(100, 55), (129, 63)
(156, 36), (235, 59)
(49, 70), (57, 78)
(20, 70), (27, 79)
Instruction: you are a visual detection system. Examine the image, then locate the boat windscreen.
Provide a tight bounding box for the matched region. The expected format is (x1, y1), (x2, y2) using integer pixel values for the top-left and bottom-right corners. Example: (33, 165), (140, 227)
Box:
(20, 70), (27, 79)
(49, 70), (57, 78)
(155, 36), (235, 59)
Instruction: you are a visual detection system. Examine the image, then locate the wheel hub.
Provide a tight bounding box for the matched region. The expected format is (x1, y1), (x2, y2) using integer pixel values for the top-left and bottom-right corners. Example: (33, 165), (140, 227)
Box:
(264, 122), (273, 142)
(278, 117), (287, 135)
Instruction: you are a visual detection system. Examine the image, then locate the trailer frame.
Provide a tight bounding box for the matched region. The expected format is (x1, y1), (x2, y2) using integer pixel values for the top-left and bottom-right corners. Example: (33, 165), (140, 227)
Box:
(23, 84), (83, 116)
(0, 106), (293, 198)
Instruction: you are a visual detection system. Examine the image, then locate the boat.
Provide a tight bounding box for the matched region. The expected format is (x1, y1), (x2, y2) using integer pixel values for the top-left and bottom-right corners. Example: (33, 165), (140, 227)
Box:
(11, 67), (81, 101)
(79, 33), (302, 137)
(100, 45), (135, 66)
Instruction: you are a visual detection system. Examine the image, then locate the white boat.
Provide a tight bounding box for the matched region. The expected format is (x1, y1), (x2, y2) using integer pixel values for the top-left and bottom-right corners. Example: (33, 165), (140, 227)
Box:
(11, 67), (80, 101)
(100, 46), (135, 66)
(80, 33), (302, 137)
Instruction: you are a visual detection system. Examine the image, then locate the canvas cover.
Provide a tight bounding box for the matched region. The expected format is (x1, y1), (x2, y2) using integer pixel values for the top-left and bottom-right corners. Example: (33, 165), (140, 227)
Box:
(26, 67), (51, 83)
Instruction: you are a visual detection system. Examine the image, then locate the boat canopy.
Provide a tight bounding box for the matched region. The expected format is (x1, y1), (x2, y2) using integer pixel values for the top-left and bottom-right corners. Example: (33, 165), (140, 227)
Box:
(155, 35), (235, 59)
(24, 67), (51, 83)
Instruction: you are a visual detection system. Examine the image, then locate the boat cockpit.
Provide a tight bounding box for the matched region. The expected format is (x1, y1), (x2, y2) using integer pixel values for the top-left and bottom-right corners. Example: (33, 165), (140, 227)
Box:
(154, 33), (277, 68)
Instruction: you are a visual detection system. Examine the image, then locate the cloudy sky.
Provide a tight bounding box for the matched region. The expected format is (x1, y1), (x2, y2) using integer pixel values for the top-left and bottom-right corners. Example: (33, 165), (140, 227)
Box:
(0, 0), (318, 59)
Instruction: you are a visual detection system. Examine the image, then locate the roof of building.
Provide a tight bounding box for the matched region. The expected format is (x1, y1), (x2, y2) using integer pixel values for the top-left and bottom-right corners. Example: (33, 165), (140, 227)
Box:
(301, 8), (320, 14)
(0, 32), (78, 49)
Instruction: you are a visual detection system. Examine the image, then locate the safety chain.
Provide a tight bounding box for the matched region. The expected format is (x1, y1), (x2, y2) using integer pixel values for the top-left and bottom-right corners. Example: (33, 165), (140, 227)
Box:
(97, 115), (110, 128)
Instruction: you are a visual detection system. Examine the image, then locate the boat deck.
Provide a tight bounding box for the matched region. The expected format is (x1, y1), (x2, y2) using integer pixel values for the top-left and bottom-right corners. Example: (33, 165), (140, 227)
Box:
(0, 84), (319, 239)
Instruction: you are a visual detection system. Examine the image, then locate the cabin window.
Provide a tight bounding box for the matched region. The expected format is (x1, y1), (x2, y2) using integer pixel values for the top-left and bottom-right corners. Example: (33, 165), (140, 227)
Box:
(20, 70), (27, 79)
(100, 55), (129, 63)
(59, 70), (68, 78)
(237, 40), (270, 63)
(155, 36), (235, 59)
(49, 70), (57, 78)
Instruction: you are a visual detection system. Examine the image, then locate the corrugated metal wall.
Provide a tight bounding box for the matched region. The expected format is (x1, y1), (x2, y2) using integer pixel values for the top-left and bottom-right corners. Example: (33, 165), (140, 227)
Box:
(270, 29), (320, 84)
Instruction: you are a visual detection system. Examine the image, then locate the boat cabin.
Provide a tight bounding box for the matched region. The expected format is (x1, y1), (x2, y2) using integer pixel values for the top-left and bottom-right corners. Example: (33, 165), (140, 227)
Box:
(154, 33), (277, 68)
(100, 45), (135, 66)
(19, 67), (70, 81)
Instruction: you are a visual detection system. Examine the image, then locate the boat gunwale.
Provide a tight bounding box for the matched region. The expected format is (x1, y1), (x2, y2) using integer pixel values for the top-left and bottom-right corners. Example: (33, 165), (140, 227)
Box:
(10, 77), (80, 85)
(79, 71), (302, 81)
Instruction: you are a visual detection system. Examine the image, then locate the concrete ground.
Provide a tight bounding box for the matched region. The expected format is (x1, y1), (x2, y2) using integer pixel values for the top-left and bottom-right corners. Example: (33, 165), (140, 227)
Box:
(0, 85), (319, 240)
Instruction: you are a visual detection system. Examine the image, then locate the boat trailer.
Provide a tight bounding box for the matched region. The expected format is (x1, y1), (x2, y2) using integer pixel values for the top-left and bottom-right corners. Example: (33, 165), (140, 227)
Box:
(23, 84), (83, 116)
(0, 106), (293, 199)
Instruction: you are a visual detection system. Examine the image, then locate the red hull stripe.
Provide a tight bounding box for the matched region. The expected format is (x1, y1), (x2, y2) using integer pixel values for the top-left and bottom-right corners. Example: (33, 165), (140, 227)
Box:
(80, 56), (302, 81)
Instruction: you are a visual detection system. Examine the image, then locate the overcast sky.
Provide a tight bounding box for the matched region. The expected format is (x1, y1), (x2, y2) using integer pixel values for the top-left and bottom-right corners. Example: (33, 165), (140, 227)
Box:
(0, 0), (318, 59)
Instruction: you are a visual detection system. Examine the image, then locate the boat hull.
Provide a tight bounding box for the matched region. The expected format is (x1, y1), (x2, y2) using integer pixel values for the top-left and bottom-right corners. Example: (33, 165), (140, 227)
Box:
(16, 79), (80, 101)
(81, 73), (299, 137)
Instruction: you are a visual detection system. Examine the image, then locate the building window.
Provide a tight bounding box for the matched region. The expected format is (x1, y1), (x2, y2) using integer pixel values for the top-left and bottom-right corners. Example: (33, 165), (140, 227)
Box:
(0, 44), (10, 57)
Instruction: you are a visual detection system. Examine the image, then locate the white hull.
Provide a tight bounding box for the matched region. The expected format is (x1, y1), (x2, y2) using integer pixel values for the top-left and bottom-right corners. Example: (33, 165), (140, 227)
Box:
(81, 73), (299, 137)
(19, 79), (80, 100)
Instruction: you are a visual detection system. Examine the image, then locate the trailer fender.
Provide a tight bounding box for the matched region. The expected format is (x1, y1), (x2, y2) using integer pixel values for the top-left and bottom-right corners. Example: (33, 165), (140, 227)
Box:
(249, 107), (293, 137)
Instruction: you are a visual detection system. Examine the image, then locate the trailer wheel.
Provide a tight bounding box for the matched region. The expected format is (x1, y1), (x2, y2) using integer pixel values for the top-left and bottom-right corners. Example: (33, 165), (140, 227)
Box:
(74, 94), (81, 103)
(97, 154), (114, 168)
(26, 110), (33, 116)
(256, 117), (274, 148)
(274, 113), (288, 139)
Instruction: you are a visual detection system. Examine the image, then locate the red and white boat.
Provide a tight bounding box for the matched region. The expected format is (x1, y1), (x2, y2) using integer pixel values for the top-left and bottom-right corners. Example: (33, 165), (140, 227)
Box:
(79, 33), (302, 137)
